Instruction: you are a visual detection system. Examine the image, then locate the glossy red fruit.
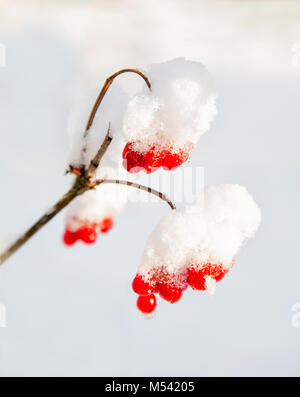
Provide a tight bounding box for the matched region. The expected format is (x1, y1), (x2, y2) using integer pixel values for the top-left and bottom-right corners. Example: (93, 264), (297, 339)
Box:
(132, 274), (155, 296)
(123, 150), (142, 173)
(122, 142), (133, 158)
(122, 143), (143, 173)
(63, 229), (78, 246)
(158, 283), (183, 303)
(100, 218), (114, 233)
(162, 149), (189, 170)
(213, 266), (227, 282)
(205, 263), (228, 282)
(188, 263), (228, 289)
(187, 267), (206, 290)
(141, 148), (163, 173)
(136, 294), (157, 314)
(77, 226), (97, 244)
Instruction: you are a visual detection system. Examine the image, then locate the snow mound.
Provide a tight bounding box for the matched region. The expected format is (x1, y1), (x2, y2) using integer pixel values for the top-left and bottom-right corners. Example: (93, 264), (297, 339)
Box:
(138, 184), (261, 286)
(122, 57), (217, 153)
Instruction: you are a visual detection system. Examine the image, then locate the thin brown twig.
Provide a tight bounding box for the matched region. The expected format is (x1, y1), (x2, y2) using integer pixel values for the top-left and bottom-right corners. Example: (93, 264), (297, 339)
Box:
(85, 125), (112, 179)
(0, 185), (87, 265)
(94, 179), (176, 210)
(0, 68), (163, 266)
(81, 68), (151, 175)
(85, 69), (151, 132)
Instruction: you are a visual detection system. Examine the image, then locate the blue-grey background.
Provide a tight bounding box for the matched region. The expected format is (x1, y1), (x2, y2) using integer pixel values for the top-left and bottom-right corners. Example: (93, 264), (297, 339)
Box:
(0, 0), (299, 376)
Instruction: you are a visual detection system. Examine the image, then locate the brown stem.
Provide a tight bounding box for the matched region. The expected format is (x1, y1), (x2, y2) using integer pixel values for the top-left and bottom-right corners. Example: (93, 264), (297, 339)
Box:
(85, 126), (112, 179)
(81, 68), (151, 174)
(85, 69), (151, 132)
(95, 179), (176, 210)
(0, 185), (87, 265)
(0, 68), (156, 265)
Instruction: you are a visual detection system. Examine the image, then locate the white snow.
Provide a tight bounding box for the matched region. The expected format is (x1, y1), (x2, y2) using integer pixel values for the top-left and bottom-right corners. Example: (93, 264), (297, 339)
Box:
(138, 184), (261, 287)
(67, 84), (129, 169)
(205, 277), (217, 296)
(122, 58), (217, 153)
(65, 167), (130, 232)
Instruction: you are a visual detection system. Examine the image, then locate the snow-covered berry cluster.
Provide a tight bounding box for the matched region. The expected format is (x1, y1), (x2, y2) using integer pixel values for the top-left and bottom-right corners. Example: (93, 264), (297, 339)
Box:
(61, 58), (261, 318)
(133, 184), (261, 315)
(63, 218), (113, 246)
(64, 58), (217, 244)
(122, 142), (191, 173)
(122, 58), (216, 174)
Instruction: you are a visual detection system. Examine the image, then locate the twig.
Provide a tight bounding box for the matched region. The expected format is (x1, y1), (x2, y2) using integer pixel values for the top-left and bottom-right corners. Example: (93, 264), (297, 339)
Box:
(85, 125), (112, 179)
(0, 185), (87, 265)
(81, 68), (151, 173)
(0, 68), (163, 266)
(85, 69), (151, 132)
(94, 179), (176, 210)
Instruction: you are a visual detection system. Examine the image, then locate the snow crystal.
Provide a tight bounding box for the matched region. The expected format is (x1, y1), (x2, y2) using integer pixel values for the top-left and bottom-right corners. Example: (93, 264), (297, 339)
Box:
(138, 184), (261, 285)
(205, 277), (217, 296)
(122, 57), (217, 153)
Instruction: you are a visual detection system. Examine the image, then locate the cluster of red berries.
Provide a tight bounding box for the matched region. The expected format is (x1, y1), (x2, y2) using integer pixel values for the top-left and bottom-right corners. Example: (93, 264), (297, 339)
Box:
(132, 263), (231, 315)
(122, 142), (190, 174)
(63, 218), (114, 246)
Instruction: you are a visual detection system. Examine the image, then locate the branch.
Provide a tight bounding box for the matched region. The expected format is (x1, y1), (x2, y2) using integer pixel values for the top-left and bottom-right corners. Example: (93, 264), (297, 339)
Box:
(0, 185), (87, 265)
(0, 68), (156, 265)
(85, 69), (151, 132)
(81, 68), (151, 176)
(95, 179), (176, 210)
(85, 125), (112, 179)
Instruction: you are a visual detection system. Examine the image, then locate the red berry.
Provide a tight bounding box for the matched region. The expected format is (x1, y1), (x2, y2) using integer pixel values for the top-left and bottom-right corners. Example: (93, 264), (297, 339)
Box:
(213, 266), (227, 282)
(123, 151), (142, 173)
(136, 294), (157, 314)
(63, 228), (78, 246)
(122, 143), (143, 173)
(188, 263), (228, 289)
(187, 266), (206, 290)
(141, 148), (163, 173)
(122, 142), (133, 158)
(77, 226), (97, 244)
(132, 274), (155, 295)
(100, 217), (114, 233)
(158, 283), (183, 303)
(162, 149), (189, 170)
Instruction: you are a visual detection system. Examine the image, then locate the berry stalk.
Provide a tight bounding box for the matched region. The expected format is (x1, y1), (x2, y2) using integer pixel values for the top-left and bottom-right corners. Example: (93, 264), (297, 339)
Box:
(95, 179), (176, 210)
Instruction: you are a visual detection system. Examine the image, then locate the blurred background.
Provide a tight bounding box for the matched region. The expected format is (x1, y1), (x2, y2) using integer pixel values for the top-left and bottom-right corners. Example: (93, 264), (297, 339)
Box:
(0, 0), (299, 376)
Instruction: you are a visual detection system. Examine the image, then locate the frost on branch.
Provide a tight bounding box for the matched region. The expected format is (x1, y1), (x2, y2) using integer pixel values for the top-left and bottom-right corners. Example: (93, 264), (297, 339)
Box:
(122, 58), (217, 173)
(133, 184), (261, 313)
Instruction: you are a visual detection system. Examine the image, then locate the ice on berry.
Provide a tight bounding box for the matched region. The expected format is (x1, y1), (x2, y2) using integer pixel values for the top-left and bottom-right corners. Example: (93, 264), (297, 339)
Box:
(138, 184), (261, 295)
(122, 58), (217, 154)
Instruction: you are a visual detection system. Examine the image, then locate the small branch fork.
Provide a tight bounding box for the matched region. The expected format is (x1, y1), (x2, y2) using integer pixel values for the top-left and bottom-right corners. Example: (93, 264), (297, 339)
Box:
(0, 68), (175, 266)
